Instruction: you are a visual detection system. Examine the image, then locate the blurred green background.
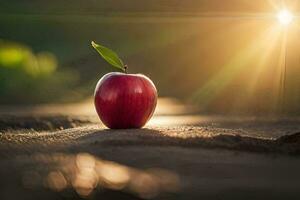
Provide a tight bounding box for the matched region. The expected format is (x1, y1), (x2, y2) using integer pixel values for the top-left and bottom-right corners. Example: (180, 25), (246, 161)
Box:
(0, 0), (300, 114)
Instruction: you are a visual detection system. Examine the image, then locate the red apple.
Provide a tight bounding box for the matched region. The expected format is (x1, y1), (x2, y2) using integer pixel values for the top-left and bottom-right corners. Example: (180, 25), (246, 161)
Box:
(94, 72), (157, 129)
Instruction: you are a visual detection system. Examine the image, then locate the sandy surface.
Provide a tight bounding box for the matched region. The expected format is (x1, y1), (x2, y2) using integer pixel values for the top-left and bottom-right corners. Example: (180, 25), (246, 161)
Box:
(1, 98), (300, 200)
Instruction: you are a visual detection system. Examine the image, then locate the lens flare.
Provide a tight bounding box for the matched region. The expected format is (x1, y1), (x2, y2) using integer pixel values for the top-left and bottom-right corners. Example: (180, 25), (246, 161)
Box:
(277, 10), (293, 25)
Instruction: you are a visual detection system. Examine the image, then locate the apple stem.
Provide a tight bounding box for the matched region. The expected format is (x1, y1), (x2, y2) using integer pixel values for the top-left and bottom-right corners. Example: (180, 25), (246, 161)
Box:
(124, 64), (128, 74)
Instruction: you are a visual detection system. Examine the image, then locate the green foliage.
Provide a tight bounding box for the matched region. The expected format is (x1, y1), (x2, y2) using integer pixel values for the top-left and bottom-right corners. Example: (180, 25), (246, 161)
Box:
(0, 41), (56, 75)
(0, 41), (77, 104)
(91, 41), (125, 72)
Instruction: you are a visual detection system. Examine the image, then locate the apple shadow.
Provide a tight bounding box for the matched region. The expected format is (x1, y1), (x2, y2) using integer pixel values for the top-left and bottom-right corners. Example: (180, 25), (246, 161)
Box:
(74, 128), (300, 155)
(76, 128), (169, 147)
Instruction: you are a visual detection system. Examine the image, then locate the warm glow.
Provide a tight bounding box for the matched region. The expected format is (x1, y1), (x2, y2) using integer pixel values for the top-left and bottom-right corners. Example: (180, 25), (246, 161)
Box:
(28, 153), (179, 198)
(277, 10), (293, 25)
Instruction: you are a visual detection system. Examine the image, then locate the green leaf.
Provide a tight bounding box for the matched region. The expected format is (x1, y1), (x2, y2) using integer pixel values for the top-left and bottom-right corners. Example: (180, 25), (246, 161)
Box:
(91, 41), (125, 72)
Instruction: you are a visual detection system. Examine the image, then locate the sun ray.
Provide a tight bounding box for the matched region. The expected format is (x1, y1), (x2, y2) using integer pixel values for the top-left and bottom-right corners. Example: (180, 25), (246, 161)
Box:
(192, 24), (282, 108)
(275, 28), (288, 113)
(231, 24), (282, 113)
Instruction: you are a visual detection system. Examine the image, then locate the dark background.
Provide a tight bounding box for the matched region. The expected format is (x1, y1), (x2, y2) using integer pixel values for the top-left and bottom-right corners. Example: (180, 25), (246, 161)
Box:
(1, 0), (300, 114)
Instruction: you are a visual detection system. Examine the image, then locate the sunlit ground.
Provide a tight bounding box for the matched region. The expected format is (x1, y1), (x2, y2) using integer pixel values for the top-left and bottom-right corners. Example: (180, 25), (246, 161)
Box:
(0, 98), (203, 126)
(1, 100), (300, 199)
(1, 97), (300, 129)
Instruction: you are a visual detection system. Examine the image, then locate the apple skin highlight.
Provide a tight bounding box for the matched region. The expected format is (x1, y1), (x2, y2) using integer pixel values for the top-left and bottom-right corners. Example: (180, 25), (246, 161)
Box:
(94, 72), (157, 129)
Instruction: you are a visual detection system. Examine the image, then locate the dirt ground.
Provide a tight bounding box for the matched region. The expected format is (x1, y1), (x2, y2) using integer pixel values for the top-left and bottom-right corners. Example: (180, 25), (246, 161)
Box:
(1, 98), (300, 200)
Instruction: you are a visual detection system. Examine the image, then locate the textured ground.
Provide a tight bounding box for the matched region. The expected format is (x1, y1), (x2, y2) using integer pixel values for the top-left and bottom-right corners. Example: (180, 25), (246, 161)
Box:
(1, 98), (300, 200)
